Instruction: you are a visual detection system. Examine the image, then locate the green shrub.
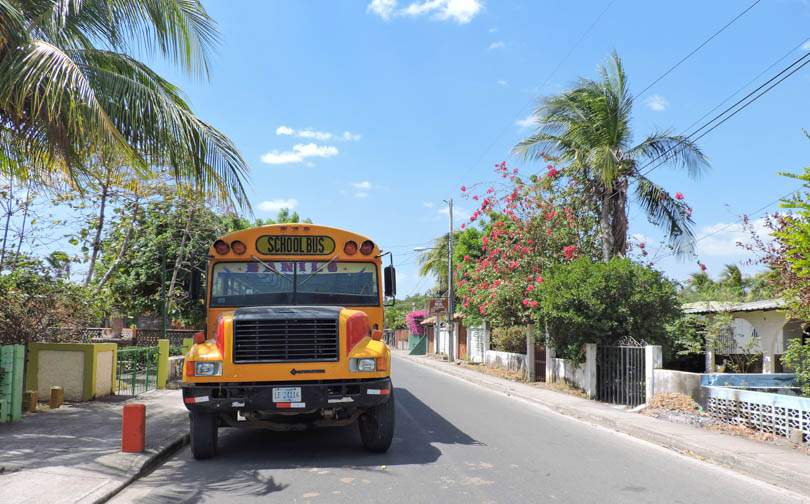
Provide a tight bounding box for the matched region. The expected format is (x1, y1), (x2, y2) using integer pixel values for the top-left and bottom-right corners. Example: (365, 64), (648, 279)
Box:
(490, 326), (526, 354)
(782, 338), (810, 396)
(537, 258), (680, 361)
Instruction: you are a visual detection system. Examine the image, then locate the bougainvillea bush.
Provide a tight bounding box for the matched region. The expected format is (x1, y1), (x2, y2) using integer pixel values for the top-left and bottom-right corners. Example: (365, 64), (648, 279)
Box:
(405, 310), (427, 336)
(456, 162), (600, 328)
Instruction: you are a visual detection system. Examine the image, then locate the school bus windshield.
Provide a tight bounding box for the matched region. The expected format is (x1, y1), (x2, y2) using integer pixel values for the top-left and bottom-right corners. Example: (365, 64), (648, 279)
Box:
(210, 260), (379, 307)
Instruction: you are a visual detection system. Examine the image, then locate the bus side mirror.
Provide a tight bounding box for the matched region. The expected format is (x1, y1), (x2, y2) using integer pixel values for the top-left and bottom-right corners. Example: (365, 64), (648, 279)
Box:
(190, 269), (203, 301)
(384, 265), (396, 299)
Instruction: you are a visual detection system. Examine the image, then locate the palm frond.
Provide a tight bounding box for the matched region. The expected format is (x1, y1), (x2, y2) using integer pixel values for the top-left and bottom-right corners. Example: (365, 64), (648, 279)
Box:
(634, 174), (696, 257)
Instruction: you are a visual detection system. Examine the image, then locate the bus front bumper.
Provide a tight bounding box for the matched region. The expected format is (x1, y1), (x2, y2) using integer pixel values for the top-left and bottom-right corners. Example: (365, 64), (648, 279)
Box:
(181, 378), (392, 413)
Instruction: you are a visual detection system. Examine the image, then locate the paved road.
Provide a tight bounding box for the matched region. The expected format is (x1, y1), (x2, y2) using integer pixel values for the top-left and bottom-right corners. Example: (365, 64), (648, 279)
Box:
(111, 355), (807, 503)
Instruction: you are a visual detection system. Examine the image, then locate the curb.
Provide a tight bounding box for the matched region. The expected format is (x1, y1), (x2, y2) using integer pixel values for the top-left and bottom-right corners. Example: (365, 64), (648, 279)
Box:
(96, 433), (189, 503)
(398, 353), (810, 497)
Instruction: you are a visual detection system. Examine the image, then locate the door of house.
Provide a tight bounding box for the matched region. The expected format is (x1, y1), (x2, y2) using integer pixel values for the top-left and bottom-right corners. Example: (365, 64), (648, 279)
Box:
(457, 324), (467, 360)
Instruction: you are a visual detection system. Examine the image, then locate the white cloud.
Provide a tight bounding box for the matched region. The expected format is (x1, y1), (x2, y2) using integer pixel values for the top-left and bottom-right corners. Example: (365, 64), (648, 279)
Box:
(342, 131), (363, 141)
(261, 143), (339, 165)
(368, 0), (483, 24)
(367, 0), (397, 19)
(497, 79), (508, 86)
(802, 40), (810, 51)
(354, 192), (369, 199)
(488, 26), (498, 33)
(644, 94), (669, 112)
(275, 125), (360, 142)
(488, 40), (505, 50)
(258, 198), (298, 212)
(515, 114), (537, 128)
(696, 218), (771, 257)
(423, 201), (435, 208)
(352, 181), (373, 190)
(438, 205), (470, 220)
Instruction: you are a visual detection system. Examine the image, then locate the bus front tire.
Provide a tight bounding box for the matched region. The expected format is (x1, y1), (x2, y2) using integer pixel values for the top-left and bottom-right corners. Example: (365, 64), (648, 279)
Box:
(190, 411), (218, 460)
(358, 390), (395, 453)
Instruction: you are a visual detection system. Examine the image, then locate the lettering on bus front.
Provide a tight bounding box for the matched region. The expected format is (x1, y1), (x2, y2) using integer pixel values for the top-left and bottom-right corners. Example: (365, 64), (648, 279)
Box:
(255, 235), (336, 256)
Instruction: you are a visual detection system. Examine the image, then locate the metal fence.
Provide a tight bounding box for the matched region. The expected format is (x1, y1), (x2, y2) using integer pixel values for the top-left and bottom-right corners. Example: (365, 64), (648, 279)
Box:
(116, 346), (159, 396)
(134, 329), (199, 347)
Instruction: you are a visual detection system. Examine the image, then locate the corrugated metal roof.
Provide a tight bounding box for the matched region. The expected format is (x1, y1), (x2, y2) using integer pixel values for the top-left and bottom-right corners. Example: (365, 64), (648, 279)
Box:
(682, 298), (786, 314)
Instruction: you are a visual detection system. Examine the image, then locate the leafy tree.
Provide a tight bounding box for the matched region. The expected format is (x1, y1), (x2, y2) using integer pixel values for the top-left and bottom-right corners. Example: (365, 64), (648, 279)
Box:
(536, 258), (680, 361)
(384, 293), (430, 330)
(0, 256), (104, 345)
(0, 0), (250, 208)
(782, 337), (810, 397)
(514, 52), (708, 260)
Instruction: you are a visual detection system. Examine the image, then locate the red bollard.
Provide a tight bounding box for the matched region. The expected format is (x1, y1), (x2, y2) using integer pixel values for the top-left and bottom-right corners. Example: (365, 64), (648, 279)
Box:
(122, 403), (146, 453)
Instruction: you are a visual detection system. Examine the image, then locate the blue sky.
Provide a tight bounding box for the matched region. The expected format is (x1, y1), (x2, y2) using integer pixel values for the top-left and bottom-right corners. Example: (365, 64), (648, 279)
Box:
(148, 0), (810, 295)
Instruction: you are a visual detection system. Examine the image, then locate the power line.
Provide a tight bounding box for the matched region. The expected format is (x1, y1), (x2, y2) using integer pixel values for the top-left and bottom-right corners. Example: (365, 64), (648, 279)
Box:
(454, 0), (616, 185)
(636, 0), (762, 98)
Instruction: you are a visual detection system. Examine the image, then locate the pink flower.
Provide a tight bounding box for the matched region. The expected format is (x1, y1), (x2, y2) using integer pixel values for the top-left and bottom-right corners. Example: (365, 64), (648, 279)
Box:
(546, 209), (557, 221)
(535, 274), (543, 283)
(699, 262), (707, 272)
(460, 223), (466, 230)
(526, 284), (534, 293)
(546, 165), (559, 178)
(675, 192), (684, 201)
(463, 255), (470, 262)
(522, 298), (530, 306)
(638, 242), (646, 249)
(461, 185), (467, 192)
(563, 244), (577, 260)
(529, 300), (539, 308)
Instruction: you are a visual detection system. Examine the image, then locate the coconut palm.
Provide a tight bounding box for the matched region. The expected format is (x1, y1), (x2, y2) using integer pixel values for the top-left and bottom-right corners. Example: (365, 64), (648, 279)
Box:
(0, 0), (249, 208)
(418, 233), (449, 294)
(514, 52), (709, 260)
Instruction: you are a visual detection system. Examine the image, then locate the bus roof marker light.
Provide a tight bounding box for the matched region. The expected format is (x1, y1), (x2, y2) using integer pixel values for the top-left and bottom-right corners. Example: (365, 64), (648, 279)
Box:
(360, 240), (374, 255)
(231, 240), (247, 255)
(344, 240), (358, 256)
(214, 240), (230, 255)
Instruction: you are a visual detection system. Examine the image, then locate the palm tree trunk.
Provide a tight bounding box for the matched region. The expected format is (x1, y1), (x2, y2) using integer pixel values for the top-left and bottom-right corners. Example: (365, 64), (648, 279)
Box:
(611, 178), (629, 258)
(599, 191), (613, 262)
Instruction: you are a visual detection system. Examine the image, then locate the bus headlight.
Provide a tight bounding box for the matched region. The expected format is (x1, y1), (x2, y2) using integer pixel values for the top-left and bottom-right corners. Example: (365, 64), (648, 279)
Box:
(352, 358), (376, 372)
(194, 361), (223, 377)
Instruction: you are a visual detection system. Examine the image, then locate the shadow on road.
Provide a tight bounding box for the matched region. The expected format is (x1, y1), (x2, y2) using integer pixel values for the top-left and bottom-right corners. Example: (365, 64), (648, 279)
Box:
(121, 387), (483, 503)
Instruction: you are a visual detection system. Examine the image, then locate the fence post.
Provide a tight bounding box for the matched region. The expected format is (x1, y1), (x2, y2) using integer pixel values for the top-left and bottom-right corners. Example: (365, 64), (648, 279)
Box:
(584, 343), (597, 399)
(545, 346), (556, 384)
(525, 325), (536, 382)
(645, 345), (662, 405)
(705, 347), (716, 373)
(157, 339), (169, 390)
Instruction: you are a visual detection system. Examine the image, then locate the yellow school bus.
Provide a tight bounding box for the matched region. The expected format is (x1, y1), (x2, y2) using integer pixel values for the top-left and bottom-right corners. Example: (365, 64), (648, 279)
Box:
(182, 224), (396, 459)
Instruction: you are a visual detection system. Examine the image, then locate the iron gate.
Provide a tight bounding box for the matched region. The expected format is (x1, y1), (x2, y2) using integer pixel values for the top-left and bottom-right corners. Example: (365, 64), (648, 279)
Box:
(597, 341), (646, 407)
(116, 346), (159, 396)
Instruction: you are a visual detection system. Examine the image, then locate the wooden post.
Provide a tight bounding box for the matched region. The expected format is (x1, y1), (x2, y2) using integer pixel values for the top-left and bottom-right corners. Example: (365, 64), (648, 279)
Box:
(526, 325), (536, 382)
(49, 386), (64, 409)
(23, 390), (37, 413)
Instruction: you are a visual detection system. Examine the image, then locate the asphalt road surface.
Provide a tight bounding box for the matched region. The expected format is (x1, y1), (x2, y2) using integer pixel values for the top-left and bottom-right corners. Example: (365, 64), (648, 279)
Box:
(110, 355), (807, 503)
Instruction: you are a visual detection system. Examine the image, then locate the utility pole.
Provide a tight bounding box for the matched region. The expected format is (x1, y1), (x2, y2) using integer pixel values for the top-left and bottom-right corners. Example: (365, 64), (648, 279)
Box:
(446, 198), (455, 363)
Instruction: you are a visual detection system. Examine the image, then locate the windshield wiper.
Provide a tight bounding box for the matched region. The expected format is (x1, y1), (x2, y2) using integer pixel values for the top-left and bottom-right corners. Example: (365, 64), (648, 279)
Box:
(297, 255), (339, 287)
(251, 255), (294, 283)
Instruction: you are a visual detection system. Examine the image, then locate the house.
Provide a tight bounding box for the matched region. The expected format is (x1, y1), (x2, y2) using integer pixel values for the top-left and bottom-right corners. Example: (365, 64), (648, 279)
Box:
(682, 298), (806, 373)
(420, 313), (468, 361)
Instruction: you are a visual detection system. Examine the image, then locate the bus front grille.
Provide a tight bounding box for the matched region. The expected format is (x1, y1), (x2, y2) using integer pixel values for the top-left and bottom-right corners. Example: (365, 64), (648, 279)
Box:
(232, 318), (339, 363)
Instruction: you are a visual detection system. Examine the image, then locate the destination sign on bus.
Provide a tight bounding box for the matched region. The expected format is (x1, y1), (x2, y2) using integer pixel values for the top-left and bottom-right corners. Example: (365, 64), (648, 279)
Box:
(255, 235), (336, 256)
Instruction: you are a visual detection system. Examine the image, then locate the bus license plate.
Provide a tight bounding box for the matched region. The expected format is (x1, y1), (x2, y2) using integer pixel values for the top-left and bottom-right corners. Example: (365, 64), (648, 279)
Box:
(272, 387), (301, 403)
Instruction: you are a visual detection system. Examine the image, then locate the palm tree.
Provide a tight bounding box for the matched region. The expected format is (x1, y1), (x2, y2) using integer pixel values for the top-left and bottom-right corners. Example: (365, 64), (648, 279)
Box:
(0, 0), (249, 208)
(418, 233), (449, 294)
(719, 264), (744, 291)
(514, 52), (709, 260)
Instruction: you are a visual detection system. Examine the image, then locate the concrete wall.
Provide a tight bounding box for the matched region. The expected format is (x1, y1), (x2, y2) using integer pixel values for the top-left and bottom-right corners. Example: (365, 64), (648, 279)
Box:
(467, 324), (489, 364)
(484, 350), (526, 373)
(26, 343), (117, 402)
(547, 344), (597, 398)
(653, 369), (704, 404)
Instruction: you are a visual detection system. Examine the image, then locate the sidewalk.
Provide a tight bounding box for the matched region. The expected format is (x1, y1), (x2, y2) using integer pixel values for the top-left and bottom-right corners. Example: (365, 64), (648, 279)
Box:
(0, 389), (188, 504)
(396, 351), (810, 497)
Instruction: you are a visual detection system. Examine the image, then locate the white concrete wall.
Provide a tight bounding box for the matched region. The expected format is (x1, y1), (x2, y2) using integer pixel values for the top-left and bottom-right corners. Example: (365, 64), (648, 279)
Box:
(653, 369), (704, 405)
(37, 350), (84, 402)
(468, 325), (488, 364)
(547, 344), (596, 398)
(484, 350), (526, 373)
(94, 350), (114, 398)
